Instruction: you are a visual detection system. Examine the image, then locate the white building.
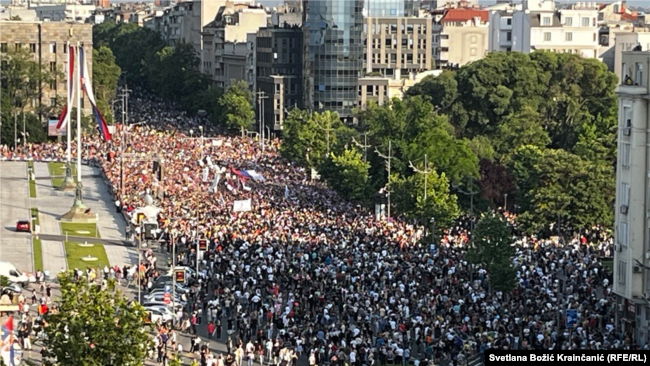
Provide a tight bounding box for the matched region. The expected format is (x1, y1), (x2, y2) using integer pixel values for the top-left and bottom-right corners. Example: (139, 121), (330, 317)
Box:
(613, 33), (650, 80)
(33, 3), (96, 22)
(488, 0), (600, 58)
(613, 49), (650, 345)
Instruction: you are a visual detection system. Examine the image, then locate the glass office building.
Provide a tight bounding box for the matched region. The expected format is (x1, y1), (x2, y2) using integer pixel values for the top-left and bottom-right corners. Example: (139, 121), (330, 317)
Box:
(305, 0), (364, 122)
(365, 0), (421, 17)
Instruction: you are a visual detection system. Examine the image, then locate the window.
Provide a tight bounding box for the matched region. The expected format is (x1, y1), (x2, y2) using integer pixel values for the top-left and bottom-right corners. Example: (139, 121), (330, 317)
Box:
(49, 80), (56, 90)
(617, 260), (626, 285)
(29, 43), (36, 53)
(50, 42), (56, 53)
(543, 17), (551, 26)
(565, 32), (573, 41)
(581, 17), (589, 26)
(624, 106), (633, 128)
(565, 17), (573, 26)
(14, 43), (21, 51)
(50, 98), (57, 107)
(619, 222), (628, 246)
(506, 32), (512, 41)
(544, 32), (551, 41)
(49, 61), (56, 72)
(506, 18), (512, 25)
(621, 182), (630, 207)
(80, 98), (84, 109)
(621, 142), (631, 168)
(636, 63), (644, 86)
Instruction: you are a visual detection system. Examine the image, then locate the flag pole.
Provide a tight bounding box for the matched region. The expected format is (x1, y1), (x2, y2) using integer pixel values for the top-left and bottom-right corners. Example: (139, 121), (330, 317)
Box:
(72, 42), (85, 209)
(61, 41), (76, 190)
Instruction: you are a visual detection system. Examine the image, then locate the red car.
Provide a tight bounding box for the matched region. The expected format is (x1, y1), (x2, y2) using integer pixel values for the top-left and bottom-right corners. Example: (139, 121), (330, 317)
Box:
(16, 220), (30, 233)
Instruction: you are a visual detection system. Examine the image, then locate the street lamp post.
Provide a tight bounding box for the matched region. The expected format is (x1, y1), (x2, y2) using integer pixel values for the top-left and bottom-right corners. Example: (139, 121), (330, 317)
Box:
(199, 126), (204, 160)
(504, 193), (508, 211)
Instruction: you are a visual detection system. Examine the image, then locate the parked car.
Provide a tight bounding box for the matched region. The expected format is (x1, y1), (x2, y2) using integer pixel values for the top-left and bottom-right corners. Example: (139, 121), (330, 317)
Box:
(144, 307), (173, 324)
(142, 301), (183, 312)
(151, 281), (191, 294)
(15, 220), (30, 233)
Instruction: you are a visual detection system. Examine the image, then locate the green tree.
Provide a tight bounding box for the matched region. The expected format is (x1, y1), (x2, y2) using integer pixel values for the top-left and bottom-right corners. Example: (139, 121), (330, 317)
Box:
(0, 275), (9, 287)
(467, 213), (517, 292)
(92, 46), (121, 124)
(390, 170), (460, 229)
(42, 270), (151, 366)
(319, 149), (371, 201)
(0, 47), (60, 116)
(281, 109), (354, 167)
(219, 80), (255, 131)
(492, 106), (550, 158)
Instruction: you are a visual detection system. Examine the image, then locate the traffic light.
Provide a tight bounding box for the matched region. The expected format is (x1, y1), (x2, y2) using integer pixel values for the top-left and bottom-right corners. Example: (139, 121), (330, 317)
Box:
(143, 223), (158, 240)
(174, 269), (186, 283)
(198, 239), (208, 251)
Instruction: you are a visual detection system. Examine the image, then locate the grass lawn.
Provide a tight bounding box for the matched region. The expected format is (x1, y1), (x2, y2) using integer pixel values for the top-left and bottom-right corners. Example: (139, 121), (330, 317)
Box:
(60, 222), (100, 238)
(64, 241), (110, 270)
(48, 162), (78, 188)
(31, 208), (43, 272)
(27, 161), (36, 198)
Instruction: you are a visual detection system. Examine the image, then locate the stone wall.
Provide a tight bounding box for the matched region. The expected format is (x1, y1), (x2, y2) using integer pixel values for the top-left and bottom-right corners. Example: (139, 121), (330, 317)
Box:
(0, 21), (94, 117)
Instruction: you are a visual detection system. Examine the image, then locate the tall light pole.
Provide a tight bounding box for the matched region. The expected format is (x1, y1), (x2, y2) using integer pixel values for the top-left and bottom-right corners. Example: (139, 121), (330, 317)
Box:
(409, 154), (433, 202)
(454, 179), (479, 232)
(199, 126), (204, 160)
(504, 193), (508, 211)
(13, 113), (17, 151)
(352, 132), (370, 164)
(375, 141), (393, 220)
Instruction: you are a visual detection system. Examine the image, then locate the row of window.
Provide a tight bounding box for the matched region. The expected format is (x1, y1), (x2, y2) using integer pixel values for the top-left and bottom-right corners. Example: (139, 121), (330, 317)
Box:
(369, 23), (429, 36)
(0, 42), (83, 54)
(370, 52), (427, 65)
(542, 32), (597, 42)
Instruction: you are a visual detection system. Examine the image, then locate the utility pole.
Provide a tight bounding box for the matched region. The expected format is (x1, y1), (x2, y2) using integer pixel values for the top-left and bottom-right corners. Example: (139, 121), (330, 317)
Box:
(257, 90), (268, 152)
(13, 113), (17, 151)
(352, 132), (371, 163)
(22, 113), (25, 144)
(409, 154), (434, 202)
(375, 141), (393, 220)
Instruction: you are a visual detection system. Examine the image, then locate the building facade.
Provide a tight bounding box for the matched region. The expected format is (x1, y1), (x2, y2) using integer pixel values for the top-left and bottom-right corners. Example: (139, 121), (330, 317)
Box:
(364, 16), (434, 78)
(613, 49), (650, 345)
(365, 0), (421, 17)
(436, 8), (488, 68)
(0, 21), (93, 118)
(33, 4), (96, 22)
(256, 26), (303, 132)
(304, 0), (364, 122)
(488, 0), (600, 58)
(358, 70), (441, 109)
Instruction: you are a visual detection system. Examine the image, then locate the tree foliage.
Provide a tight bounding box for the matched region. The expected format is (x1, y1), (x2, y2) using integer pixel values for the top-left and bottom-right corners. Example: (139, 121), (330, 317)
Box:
(219, 80), (255, 131)
(42, 271), (151, 366)
(92, 22), (224, 123)
(92, 46), (121, 124)
(319, 149), (371, 201)
(406, 51), (618, 233)
(467, 213), (517, 292)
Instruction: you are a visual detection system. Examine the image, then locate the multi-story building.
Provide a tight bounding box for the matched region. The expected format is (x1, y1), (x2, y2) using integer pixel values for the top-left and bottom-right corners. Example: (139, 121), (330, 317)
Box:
(203, 3), (267, 88)
(256, 25), (303, 132)
(271, 0), (302, 27)
(613, 33), (650, 80)
(436, 7), (488, 68)
(303, 0), (364, 122)
(358, 70), (441, 109)
(0, 21), (93, 118)
(598, 1), (649, 71)
(613, 49), (650, 345)
(33, 3), (96, 22)
(488, 0), (600, 59)
(364, 16), (434, 78)
(365, 0), (421, 17)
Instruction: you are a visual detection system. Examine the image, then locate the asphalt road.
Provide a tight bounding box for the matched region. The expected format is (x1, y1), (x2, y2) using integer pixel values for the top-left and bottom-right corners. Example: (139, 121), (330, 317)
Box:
(0, 162), (34, 272)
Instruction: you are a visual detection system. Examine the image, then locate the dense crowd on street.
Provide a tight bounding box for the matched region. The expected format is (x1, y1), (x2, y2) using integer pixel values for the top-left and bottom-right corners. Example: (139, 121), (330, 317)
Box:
(0, 88), (634, 366)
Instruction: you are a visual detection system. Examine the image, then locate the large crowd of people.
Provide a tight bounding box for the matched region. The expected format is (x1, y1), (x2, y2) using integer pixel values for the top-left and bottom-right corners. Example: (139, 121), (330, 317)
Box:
(0, 88), (631, 366)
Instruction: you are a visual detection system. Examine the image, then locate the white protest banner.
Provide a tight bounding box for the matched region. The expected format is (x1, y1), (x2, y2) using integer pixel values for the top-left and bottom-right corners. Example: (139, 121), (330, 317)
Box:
(233, 199), (252, 212)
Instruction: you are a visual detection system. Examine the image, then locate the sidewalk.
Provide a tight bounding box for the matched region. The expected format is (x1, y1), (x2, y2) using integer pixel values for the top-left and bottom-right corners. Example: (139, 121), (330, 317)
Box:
(32, 162), (69, 273)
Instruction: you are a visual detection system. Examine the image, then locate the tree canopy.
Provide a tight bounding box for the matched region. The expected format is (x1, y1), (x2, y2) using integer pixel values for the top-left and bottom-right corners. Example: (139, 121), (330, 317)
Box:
(42, 271), (151, 366)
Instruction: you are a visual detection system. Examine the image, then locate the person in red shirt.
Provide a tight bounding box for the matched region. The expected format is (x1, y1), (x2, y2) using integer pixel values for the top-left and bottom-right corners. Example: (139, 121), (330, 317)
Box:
(207, 321), (215, 340)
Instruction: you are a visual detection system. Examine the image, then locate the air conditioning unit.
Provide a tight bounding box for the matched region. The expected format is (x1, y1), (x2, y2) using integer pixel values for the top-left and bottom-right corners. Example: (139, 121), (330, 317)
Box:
(615, 244), (622, 252)
(634, 265), (643, 273)
(621, 205), (629, 215)
(623, 127), (631, 136)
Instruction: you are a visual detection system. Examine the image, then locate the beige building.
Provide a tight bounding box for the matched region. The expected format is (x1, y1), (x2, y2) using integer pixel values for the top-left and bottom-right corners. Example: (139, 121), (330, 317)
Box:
(436, 8), (489, 68)
(364, 16), (434, 79)
(0, 21), (93, 118)
(358, 70), (442, 109)
(613, 32), (650, 81)
(202, 2), (267, 88)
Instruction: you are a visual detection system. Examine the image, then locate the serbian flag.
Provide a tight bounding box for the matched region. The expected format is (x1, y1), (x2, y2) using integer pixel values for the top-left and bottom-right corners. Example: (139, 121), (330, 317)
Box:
(56, 44), (75, 130)
(231, 168), (253, 180)
(1, 316), (14, 366)
(79, 46), (112, 142)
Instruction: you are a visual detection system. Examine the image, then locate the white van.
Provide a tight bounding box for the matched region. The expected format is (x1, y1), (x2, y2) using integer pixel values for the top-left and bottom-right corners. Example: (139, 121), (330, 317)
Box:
(0, 262), (30, 286)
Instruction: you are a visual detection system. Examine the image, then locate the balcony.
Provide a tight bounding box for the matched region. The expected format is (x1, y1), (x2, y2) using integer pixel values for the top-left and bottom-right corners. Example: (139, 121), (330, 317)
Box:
(616, 84), (649, 99)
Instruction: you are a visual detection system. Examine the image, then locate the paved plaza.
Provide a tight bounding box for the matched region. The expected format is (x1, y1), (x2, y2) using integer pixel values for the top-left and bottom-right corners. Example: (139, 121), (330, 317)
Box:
(0, 162), (34, 272)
